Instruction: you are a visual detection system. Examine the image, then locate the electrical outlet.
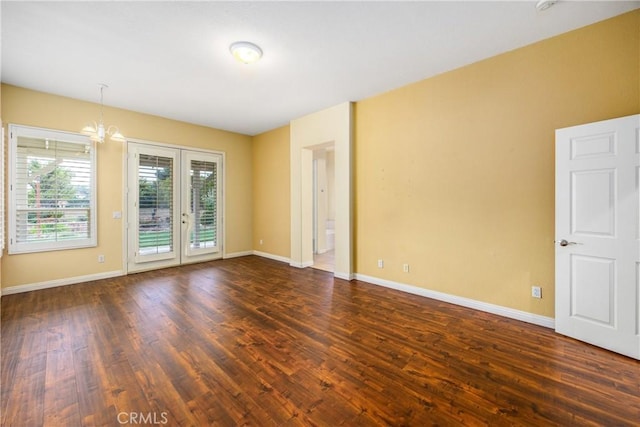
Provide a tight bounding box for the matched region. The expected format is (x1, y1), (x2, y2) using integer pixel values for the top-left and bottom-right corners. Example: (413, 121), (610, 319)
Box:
(531, 286), (542, 299)
(403, 264), (410, 273)
(98, 254), (105, 263)
(259, 239), (263, 245)
(377, 259), (384, 268)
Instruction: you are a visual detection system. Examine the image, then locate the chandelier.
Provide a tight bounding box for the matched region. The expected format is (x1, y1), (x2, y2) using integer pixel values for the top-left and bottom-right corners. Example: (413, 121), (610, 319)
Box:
(82, 84), (126, 143)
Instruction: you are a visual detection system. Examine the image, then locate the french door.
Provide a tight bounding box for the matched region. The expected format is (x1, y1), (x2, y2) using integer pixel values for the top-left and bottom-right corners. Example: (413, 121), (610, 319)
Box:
(127, 142), (223, 272)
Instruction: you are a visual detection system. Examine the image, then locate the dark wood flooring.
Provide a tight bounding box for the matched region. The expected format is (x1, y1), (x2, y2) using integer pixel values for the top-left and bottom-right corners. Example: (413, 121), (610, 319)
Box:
(2, 256), (639, 426)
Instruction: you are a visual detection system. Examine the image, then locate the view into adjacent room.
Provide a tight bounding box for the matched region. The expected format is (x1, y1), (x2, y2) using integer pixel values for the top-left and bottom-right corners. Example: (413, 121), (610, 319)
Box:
(312, 145), (335, 272)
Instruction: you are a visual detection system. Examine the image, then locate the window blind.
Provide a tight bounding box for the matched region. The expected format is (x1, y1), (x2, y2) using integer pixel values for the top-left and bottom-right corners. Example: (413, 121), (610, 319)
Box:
(138, 153), (174, 255)
(10, 125), (96, 253)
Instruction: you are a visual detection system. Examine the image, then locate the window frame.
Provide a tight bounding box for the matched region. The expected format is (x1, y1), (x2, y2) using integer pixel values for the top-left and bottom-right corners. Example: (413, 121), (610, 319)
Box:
(8, 124), (97, 254)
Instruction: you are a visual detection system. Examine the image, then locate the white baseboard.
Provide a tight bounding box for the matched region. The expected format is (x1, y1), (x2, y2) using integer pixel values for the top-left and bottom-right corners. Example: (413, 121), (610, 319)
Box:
(253, 250), (291, 264)
(253, 251), (353, 280)
(334, 271), (355, 281)
(1, 270), (125, 296)
(289, 260), (314, 268)
(224, 250), (253, 259)
(354, 273), (555, 329)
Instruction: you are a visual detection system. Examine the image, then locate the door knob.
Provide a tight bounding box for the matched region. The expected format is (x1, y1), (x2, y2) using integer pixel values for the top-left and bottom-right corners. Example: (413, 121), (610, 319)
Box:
(555, 239), (581, 246)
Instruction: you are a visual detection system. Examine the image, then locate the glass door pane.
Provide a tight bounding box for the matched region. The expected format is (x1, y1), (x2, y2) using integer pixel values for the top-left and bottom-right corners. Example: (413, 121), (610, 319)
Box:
(189, 159), (216, 250)
(138, 153), (174, 255)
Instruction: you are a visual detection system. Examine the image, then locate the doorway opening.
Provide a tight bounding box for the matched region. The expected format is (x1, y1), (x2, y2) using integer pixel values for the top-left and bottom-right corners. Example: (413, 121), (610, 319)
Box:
(312, 145), (335, 272)
(289, 101), (352, 279)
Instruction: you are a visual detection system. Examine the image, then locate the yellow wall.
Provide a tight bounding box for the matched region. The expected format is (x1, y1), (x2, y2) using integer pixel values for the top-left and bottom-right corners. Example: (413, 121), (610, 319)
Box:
(355, 10), (639, 317)
(1, 84), (253, 288)
(2, 10), (638, 320)
(252, 125), (290, 258)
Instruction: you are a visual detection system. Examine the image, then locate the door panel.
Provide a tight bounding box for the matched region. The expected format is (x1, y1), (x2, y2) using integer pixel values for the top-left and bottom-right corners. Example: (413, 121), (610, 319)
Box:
(556, 114), (639, 359)
(571, 169), (615, 236)
(181, 151), (222, 264)
(570, 255), (615, 326)
(128, 144), (180, 272)
(570, 132), (615, 159)
(637, 263), (640, 335)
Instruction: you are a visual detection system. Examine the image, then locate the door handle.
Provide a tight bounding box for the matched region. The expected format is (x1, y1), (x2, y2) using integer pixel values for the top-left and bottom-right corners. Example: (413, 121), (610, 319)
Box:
(555, 239), (582, 246)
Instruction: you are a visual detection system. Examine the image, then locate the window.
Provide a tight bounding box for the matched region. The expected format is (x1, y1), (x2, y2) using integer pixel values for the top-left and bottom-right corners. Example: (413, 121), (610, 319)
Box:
(9, 124), (97, 254)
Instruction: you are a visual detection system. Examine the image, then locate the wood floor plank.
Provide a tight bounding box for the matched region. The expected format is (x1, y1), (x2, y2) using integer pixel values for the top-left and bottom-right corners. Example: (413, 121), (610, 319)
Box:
(2, 255), (639, 426)
(43, 322), (81, 427)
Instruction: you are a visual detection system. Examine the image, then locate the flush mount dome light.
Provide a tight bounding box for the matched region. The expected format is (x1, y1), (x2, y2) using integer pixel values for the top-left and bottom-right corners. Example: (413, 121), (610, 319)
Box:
(536, 0), (557, 11)
(229, 41), (263, 64)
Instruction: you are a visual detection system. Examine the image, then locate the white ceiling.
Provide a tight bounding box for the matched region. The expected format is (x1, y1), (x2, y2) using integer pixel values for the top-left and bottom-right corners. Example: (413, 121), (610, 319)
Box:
(2, 1), (638, 136)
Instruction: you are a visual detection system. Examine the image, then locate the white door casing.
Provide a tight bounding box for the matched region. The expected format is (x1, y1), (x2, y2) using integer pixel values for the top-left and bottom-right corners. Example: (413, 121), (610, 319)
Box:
(555, 114), (640, 360)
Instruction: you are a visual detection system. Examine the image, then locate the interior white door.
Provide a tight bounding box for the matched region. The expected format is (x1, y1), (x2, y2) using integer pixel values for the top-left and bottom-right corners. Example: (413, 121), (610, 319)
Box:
(180, 150), (222, 264)
(128, 143), (223, 272)
(555, 114), (639, 359)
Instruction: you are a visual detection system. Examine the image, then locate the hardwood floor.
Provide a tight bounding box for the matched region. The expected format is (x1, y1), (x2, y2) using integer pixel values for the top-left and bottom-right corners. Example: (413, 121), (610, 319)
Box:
(2, 256), (639, 426)
(312, 250), (334, 273)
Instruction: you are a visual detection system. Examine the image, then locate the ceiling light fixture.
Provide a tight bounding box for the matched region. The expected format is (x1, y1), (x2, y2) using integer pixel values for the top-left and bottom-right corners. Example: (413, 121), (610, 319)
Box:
(536, 0), (557, 11)
(82, 84), (125, 144)
(229, 41), (263, 64)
